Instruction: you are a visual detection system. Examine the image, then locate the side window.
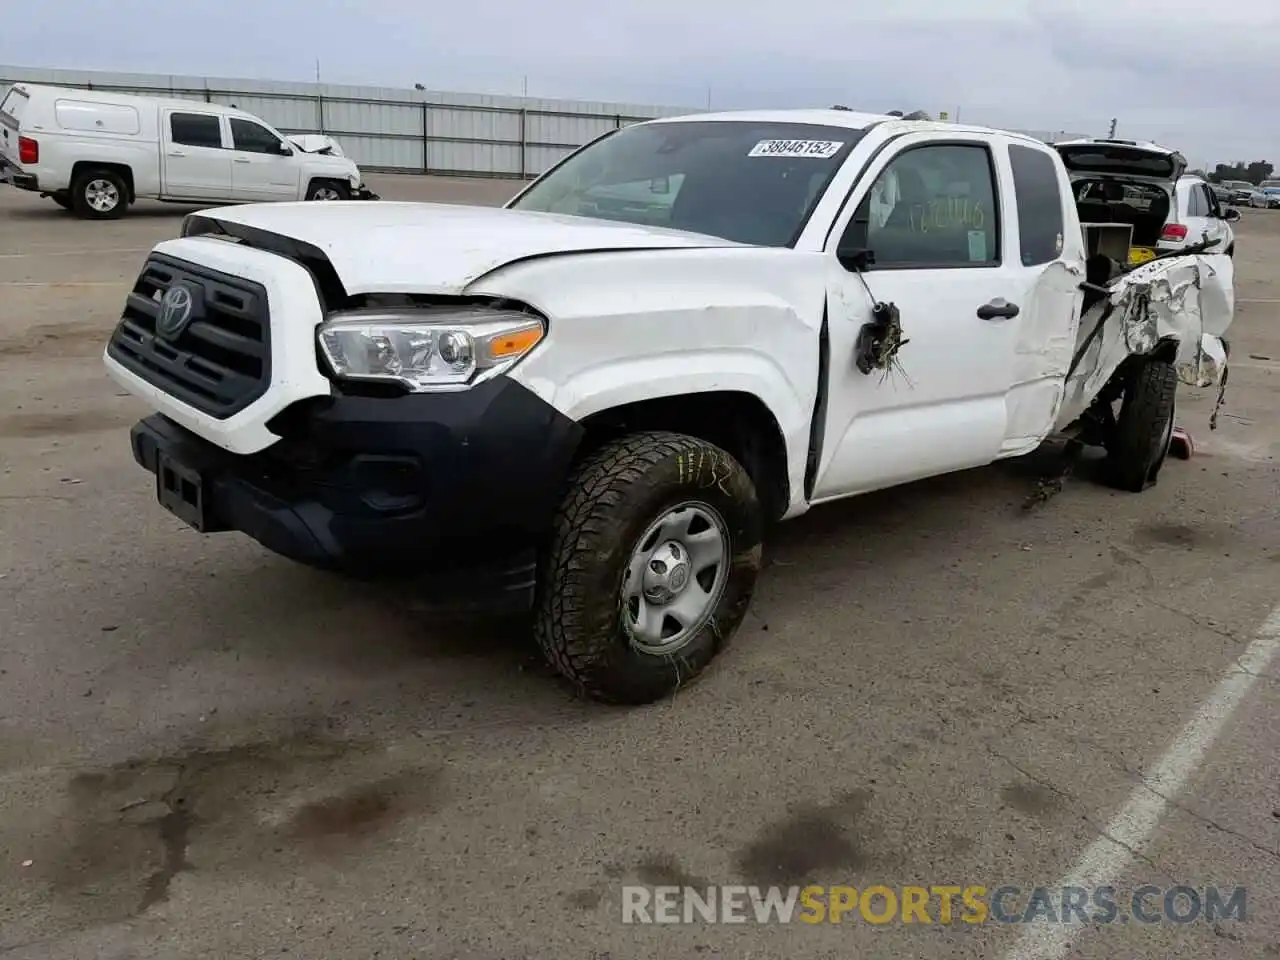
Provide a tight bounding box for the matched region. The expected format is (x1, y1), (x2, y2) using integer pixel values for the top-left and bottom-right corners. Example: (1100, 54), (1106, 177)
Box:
(169, 113), (223, 149)
(230, 118), (286, 155)
(1008, 143), (1066, 266)
(1200, 185), (1221, 218)
(854, 143), (1000, 268)
(1186, 185), (1205, 217)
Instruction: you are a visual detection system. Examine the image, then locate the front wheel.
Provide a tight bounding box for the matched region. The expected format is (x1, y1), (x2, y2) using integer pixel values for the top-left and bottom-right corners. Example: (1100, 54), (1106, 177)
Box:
(305, 180), (350, 201)
(534, 431), (764, 705)
(1105, 359), (1178, 492)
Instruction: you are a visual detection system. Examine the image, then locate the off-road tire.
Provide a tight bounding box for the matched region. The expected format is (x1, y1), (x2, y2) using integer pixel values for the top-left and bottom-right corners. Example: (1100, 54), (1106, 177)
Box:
(305, 179), (351, 201)
(1105, 359), (1177, 492)
(533, 431), (764, 705)
(70, 168), (130, 220)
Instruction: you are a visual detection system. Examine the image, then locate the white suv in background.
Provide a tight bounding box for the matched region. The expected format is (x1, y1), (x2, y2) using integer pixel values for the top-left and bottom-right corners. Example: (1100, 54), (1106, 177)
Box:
(1160, 174), (1240, 256)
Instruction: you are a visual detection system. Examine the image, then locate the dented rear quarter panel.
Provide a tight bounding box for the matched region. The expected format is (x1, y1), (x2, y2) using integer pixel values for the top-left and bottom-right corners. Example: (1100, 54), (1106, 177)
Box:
(1054, 252), (1236, 430)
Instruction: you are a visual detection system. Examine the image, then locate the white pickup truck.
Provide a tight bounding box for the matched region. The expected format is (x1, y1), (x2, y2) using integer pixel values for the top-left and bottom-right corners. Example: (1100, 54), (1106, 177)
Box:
(102, 108), (1234, 704)
(0, 83), (376, 219)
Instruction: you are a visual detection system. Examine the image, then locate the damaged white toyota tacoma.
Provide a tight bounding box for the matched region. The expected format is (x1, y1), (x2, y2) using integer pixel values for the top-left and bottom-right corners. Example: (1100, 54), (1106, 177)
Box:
(103, 109), (1234, 705)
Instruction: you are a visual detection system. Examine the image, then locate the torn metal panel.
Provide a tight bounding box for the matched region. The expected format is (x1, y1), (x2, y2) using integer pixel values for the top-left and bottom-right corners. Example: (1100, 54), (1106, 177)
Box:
(1053, 253), (1234, 430)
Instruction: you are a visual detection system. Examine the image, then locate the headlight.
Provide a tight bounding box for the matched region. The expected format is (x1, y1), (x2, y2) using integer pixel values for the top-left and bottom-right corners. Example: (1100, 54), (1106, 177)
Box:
(317, 306), (545, 392)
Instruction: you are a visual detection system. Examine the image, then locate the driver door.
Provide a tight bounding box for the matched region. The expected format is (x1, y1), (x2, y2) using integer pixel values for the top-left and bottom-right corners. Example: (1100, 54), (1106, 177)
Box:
(228, 117), (299, 201)
(810, 133), (1066, 501)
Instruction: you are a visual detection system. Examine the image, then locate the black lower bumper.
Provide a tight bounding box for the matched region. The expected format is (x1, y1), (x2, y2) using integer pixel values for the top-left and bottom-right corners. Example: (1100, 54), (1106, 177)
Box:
(0, 162), (37, 191)
(351, 185), (380, 200)
(130, 377), (583, 610)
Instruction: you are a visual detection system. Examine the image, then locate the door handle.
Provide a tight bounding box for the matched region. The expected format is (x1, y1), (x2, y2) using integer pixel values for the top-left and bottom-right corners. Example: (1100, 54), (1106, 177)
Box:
(167, 151), (186, 157)
(233, 157), (251, 164)
(976, 299), (1020, 320)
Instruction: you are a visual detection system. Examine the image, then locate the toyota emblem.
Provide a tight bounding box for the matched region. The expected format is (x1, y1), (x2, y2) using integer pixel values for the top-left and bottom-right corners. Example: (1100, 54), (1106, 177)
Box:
(156, 284), (195, 340)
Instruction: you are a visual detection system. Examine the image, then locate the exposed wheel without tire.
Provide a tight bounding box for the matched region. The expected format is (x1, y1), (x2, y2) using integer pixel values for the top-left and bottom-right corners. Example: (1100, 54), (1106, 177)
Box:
(306, 180), (350, 201)
(1105, 358), (1178, 492)
(534, 431), (764, 705)
(71, 169), (129, 219)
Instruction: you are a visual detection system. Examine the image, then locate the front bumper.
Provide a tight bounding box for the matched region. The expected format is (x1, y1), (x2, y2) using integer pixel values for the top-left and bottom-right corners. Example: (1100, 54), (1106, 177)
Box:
(351, 184), (380, 200)
(129, 376), (583, 609)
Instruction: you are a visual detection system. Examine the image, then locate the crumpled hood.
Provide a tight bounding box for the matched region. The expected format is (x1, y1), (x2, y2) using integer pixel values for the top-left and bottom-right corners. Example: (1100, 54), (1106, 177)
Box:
(189, 201), (741, 295)
(286, 134), (345, 156)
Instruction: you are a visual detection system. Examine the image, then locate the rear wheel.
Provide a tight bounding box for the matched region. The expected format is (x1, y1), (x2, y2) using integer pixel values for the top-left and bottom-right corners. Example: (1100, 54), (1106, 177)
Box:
(52, 194), (72, 210)
(1105, 359), (1178, 492)
(534, 431), (764, 705)
(305, 180), (350, 201)
(70, 168), (130, 219)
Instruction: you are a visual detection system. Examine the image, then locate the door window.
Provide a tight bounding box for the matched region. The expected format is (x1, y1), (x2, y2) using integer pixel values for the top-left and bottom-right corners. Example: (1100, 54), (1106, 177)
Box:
(1008, 143), (1065, 266)
(230, 118), (287, 155)
(853, 143), (1001, 268)
(169, 113), (223, 149)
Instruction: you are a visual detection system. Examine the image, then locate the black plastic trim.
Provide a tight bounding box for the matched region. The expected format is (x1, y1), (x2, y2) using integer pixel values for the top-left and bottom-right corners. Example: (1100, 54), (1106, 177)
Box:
(128, 376), (584, 605)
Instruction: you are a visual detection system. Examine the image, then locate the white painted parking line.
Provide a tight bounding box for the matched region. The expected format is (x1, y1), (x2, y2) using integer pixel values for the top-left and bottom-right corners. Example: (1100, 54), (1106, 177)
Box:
(0, 248), (148, 259)
(1004, 601), (1280, 960)
(1238, 297), (1280, 304)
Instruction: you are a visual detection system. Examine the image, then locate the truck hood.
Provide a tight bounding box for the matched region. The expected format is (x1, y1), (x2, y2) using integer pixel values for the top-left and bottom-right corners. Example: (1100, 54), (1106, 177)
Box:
(185, 201), (741, 295)
(286, 134), (345, 157)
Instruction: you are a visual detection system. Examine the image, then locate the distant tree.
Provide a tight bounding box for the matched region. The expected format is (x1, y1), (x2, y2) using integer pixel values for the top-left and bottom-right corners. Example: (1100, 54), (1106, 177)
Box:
(1208, 160), (1274, 184)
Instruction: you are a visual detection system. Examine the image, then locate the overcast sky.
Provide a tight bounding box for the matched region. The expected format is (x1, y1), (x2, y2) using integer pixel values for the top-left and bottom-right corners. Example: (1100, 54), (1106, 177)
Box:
(3, 0), (1277, 169)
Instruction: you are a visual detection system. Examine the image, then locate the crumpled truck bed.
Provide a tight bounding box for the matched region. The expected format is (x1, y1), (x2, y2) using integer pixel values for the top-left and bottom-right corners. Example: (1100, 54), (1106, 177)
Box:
(1054, 252), (1235, 431)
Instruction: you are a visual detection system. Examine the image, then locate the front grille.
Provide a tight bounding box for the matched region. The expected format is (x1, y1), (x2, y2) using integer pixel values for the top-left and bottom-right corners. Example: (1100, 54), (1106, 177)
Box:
(107, 253), (271, 419)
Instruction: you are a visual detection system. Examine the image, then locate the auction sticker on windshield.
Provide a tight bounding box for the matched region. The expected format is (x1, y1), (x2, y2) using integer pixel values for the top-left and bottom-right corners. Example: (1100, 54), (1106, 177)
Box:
(748, 139), (845, 158)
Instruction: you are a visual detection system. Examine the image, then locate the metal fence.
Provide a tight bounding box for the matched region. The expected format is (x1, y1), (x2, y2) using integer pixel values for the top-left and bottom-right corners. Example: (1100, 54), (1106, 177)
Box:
(1, 65), (1090, 179)
(0, 65), (701, 179)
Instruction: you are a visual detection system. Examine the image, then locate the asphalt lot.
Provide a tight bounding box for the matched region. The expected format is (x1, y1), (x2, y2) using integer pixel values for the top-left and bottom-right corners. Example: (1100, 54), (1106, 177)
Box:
(0, 172), (1277, 960)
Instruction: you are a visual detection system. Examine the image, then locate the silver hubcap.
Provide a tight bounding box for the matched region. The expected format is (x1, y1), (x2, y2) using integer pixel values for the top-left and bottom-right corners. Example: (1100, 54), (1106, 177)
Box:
(312, 187), (341, 200)
(85, 179), (119, 212)
(621, 501), (730, 656)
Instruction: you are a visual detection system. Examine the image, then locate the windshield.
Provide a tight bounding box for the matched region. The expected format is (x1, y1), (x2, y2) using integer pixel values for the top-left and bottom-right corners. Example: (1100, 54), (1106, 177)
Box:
(508, 120), (866, 247)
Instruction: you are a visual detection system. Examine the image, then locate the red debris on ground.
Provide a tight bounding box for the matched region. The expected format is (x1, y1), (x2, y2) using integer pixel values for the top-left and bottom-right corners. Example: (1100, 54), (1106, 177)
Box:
(1170, 426), (1194, 460)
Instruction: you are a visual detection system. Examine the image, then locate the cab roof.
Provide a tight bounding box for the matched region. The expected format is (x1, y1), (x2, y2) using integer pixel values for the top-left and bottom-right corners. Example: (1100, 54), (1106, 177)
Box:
(645, 108), (1053, 147)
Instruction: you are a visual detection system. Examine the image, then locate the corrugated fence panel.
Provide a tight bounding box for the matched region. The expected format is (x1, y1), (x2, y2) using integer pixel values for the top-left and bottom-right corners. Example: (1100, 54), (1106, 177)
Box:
(428, 140), (521, 177)
(0, 64), (691, 176)
(324, 100), (421, 138)
(428, 107), (522, 146)
(351, 134), (423, 171)
(3, 65), (1089, 178)
(527, 112), (620, 149)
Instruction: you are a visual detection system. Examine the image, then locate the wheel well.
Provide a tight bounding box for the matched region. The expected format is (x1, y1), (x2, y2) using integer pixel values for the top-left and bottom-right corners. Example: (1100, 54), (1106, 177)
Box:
(71, 161), (134, 202)
(307, 177), (347, 195)
(576, 391), (791, 522)
(1149, 336), (1179, 365)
